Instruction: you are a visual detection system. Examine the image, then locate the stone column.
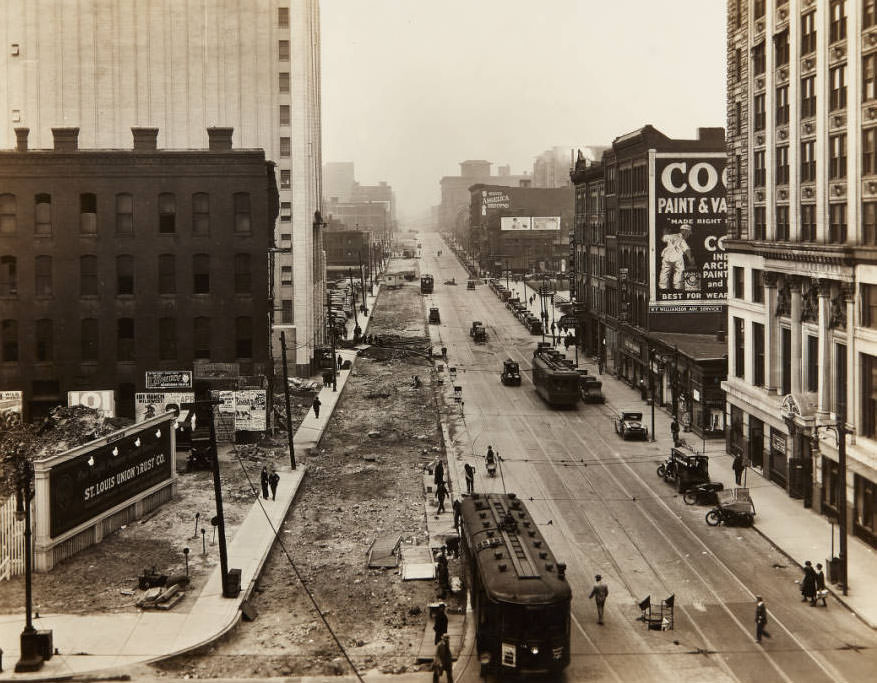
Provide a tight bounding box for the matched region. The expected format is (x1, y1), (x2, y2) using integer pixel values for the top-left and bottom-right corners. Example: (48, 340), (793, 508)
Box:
(790, 277), (803, 396)
(764, 272), (779, 392)
(817, 279), (832, 415)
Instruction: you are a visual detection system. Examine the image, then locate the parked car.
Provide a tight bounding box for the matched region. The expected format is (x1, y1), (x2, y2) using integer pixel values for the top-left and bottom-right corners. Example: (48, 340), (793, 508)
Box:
(470, 321), (483, 337)
(614, 410), (648, 440)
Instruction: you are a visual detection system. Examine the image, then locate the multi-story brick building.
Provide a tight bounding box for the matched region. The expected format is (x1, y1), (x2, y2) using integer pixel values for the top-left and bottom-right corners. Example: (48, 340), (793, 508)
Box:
(0, 127), (276, 419)
(724, 0), (877, 547)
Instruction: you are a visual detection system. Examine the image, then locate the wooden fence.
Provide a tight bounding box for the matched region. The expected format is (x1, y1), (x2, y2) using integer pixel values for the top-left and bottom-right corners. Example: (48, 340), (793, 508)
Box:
(0, 493), (25, 580)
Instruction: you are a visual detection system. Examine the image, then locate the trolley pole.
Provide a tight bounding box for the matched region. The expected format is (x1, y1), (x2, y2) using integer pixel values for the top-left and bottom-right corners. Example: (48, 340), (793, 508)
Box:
(280, 331), (296, 470)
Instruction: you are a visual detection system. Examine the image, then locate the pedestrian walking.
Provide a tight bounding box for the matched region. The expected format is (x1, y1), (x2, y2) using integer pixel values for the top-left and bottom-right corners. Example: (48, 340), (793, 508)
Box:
(432, 633), (453, 683)
(755, 596), (770, 642)
(312, 396), (321, 418)
(337, 354), (343, 370)
(589, 574), (609, 624)
(670, 417), (680, 447)
(433, 603), (448, 644)
(268, 468), (279, 501)
(260, 466), (269, 500)
(436, 551), (450, 594)
(433, 458), (445, 494)
(436, 480), (448, 514)
(814, 563), (827, 606)
(452, 498), (462, 532)
(464, 463), (475, 493)
(801, 560), (817, 605)
(732, 453), (745, 486)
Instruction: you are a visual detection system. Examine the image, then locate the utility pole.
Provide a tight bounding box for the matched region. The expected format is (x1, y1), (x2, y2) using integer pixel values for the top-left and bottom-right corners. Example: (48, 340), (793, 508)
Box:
(648, 346), (656, 442)
(280, 332), (296, 470)
(838, 401), (848, 595)
(348, 267), (359, 328)
(358, 251), (367, 313)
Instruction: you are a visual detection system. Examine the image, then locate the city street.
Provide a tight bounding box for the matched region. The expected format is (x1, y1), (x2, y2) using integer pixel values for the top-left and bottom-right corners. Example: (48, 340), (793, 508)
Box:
(420, 232), (877, 683)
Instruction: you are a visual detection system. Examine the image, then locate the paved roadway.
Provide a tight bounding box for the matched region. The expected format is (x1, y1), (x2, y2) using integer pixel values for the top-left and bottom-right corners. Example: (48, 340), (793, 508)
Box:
(418, 232), (877, 683)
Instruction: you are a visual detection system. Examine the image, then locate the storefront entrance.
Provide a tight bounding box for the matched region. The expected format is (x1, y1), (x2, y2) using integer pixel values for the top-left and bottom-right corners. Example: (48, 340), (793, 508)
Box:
(749, 418), (764, 470)
(769, 428), (788, 488)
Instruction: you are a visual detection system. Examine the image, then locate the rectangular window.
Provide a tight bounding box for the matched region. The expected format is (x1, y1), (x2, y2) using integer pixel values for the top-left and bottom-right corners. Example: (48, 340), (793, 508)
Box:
(754, 93), (766, 131)
(80, 193), (97, 234)
(835, 343), (847, 415)
(782, 327), (791, 395)
(807, 335), (819, 393)
(158, 192), (176, 233)
(117, 317), (135, 362)
(801, 140), (816, 181)
(280, 232), (292, 248)
(1, 319), (18, 361)
(855, 473), (877, 538)
(0, 194), (15, 235)
(734, 101), (742, 136)
(280, 169), (291, 189)
(864, 201), (877, 245)
(752, 269), (764, 303)
(0, 255), (16, 296)
(158, 254), (175, 294)
(281, 265), (292, 285)
(192, 192), (209, 236)
(864, 284), (877, 328)
(79, 255), (97, 296)
(278, 39), (289, 61)
(115, 193), (133, 235)
(776, 205), (790, 240)
(774, 30), (789, 67)
(35, 255), (52, 296)
(280, 137), (291, 157)
(829, 203), (847, 243)
(280, 201), (291, 222)
(830, 65), (847, 111)
(733, 266), (745, 299)
(234, 192), (251, 233)
(801, 204), (817, 242)
(35, 319), (52, 362)
(734, 317), (745, 378)
(801, 75), (816, 118)
(830, 0), (847, 43)
(864, 355), (877, 437)
(194, 317), (211, 360)
(193, 254), (210, 294)
(754, 206), (767, 240)
(159, 317), (176, 361)
(865, 54), (877, 103)
(735, 47), (742, 82)
(776, 85), (789, 125)
(865, 128), (877, 176)
(754, 0), (765, 20)
(278, 7), (289, 27)
(866, 0), (877, 29)
(752, 42), (765, 76)
(281, 299), (293, 323)
(280, 104), (290, 126)
(234, 253), (251, 294)
(776, 146), (789, 185)
(754, 150), (766, 187)
(279, 72), (290, 92)
(830, 134), (847, 179)
(34, 193), (51, 235)
(801, 12), (817, 55)
(753, 322), (765, 387)
(81, 318), (99, 361)
(116, 255), (134, 295)
(235, 317), (253, 358)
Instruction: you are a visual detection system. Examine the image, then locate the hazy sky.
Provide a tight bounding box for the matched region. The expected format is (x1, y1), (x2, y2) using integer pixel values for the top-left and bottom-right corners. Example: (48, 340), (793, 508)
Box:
(321, 0), (727, 221)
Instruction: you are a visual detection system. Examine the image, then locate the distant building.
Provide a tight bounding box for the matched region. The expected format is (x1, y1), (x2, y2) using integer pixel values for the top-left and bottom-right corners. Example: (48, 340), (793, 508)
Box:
(0, 127), (276, 419)
(468, 184), (574, 275)
(324, 229), (373, 271)
(323, 162), (356, 203)
(326, 198), (392, 237)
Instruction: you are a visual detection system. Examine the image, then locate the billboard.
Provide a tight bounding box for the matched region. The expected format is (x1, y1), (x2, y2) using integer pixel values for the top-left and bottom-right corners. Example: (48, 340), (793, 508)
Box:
(68, 390), (115, 418)
(532, 216), (561, 231)
(0, 390), (23, 428)
(500, 216), (532, 231)
(235, 390), (267, 431)
(651, 154), (727, 313)
(135, 392), (195, 423)
(145, 370), (193, 389)
(48, 418), (174, 537)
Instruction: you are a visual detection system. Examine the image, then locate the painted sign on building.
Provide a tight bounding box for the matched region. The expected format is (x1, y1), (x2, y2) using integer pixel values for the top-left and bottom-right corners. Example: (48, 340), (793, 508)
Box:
(68, 390), (116, 418)
(650, 153), (727, 313)
(481, 190), (510, 215)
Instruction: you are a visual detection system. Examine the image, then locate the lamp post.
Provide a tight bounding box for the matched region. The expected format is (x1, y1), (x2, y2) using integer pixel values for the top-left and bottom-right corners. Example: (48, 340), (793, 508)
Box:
(648, 346), (657, 442)
(14, 457), (45, 672)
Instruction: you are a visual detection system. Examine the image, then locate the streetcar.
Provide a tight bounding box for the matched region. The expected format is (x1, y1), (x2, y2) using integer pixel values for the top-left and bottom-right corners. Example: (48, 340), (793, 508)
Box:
(420, 274), (434, 294)
(459, 492), (571, 678)
(531, 343), (580, 407)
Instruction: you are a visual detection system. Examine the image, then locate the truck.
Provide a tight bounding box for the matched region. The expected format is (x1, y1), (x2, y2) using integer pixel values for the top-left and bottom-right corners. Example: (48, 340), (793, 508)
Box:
(420, 274), (434, 294)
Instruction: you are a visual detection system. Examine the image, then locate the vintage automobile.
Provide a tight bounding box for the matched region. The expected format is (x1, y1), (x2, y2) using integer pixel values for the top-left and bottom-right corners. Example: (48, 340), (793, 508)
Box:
(500, 358), (521, 385)
(662, 445), (711, 493)
(614, 410), (648, 440)
(470, 320), (483, 337)
(428, 307), (441, 324)
(467, 279), (477, 290)
(579, 374), (605, 403)
(473, 324), (487, 343)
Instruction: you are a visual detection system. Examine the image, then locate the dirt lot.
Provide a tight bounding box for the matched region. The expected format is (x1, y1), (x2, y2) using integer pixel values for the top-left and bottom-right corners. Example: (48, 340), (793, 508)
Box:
(139, 276), (462, 679)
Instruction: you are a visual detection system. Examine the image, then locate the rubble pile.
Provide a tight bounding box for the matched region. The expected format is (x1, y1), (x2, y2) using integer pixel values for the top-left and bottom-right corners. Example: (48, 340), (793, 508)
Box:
(360, 334), (432, 362)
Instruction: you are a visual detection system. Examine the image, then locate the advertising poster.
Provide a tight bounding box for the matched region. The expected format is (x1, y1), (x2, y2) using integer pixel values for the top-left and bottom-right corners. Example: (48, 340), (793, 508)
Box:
(145, 370), (193, 389)
(134, 392), (195, 423)
(211, 390), (236, 442)
(500, 216), (532, 231)
(235, 390), (267, 431)
(0, 390), (23, 428)
(532, 216), (561, 231)
(68, 390), (116, 418)
(651, 154), (727, 312)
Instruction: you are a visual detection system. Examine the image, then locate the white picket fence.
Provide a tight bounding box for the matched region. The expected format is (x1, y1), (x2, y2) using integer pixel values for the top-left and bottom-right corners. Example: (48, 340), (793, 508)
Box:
(0, 493), (25, 580)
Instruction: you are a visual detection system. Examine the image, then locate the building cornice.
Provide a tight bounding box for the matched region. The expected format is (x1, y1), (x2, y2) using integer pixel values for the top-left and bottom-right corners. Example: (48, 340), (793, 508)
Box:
(725, 238), (877, 267)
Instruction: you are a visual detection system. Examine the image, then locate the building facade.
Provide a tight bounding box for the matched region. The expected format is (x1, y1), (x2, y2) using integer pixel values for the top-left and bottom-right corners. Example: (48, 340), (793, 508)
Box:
(0, 127), (276, 419)
(724, 0), (877, 547)
(0, 0), (323, 374)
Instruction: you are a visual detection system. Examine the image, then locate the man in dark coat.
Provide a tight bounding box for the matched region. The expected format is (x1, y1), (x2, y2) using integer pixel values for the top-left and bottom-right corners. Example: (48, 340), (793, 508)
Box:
(436, 480), (448, 514)
(814, 563), (827, 606)
(312, 395), (321, 418)
(260, 466), (269, 499)
(670, 418), (680, 446)
(464, 463), (475, 494)
(268, 468), (279, 500)
(755, 596), (770, 642)
(432, 633), (453, 683)
(433, 458), (445, 495)
(433, 603), (448, 644)
(801, 560), (817, 604)
(732, 453), (745, 486)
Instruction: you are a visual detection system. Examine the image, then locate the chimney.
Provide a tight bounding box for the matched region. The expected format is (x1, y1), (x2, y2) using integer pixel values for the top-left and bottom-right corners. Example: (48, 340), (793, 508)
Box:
(207, 127), (234, 151)
(14, 127), (28, 152)
(131, 127), (159, 151)
(52, 127), (79, 152)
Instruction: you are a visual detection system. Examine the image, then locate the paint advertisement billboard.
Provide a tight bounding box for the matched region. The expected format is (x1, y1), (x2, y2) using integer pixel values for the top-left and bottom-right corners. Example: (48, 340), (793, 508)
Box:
(500, 216), (532, 231)
(135, 392), (195, 423)
(532, 216), (561, 231)
(145, 370), (193, 389)
(650, 154), (727, 313)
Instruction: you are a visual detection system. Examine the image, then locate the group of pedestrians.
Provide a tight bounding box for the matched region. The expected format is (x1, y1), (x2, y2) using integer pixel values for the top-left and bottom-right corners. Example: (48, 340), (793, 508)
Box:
(259, 465), (280, 501)
(799, 560), (827, 606)
(433, 456), (449, 516)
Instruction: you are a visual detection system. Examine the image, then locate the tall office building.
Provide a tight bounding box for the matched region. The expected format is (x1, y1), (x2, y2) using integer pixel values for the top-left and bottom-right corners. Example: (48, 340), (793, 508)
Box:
(0, 0), (324, 374)
(725, 0), (877, 547)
